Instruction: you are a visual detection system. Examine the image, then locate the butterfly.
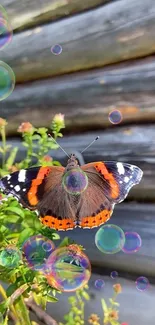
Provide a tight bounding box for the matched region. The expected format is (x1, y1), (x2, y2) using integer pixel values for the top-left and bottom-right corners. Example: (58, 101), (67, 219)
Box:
(0, 153), (143, 231)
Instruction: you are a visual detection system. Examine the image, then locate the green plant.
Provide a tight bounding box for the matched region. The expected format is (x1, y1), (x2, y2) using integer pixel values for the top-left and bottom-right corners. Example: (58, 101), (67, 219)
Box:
(88, 283), (123, 325)
(59, 285), (90, 325)
(0, 114), (68, 324)
(60, 282), (125, 325)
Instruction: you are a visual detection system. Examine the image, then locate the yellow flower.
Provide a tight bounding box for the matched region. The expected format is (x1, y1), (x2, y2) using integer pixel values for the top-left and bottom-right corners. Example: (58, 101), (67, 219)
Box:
(17, 122), (34, 133)
(109, 310), (119, 320)
(113, 283), (122, 294)
(53, 113), (64, 124)
(88, 314), (100, 324)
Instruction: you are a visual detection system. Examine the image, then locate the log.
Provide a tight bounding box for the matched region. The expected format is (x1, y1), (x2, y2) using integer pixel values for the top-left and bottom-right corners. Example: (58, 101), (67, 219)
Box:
(1, 0), (109, 31)
(1, 56), (155, 134)
(0, 126), (155, 201)
(1, 0), (155, 82)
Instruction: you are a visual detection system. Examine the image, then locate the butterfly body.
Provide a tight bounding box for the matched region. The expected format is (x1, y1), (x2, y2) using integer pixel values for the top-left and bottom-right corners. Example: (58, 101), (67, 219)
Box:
(0, 154), (143, 231)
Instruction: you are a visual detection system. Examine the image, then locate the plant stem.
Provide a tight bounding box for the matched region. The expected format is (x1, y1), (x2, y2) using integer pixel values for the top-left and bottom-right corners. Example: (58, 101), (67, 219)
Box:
(0, 284), (17, 319)
(14, 295), (31, 325)
(76, 291), (84, 322)
(1, 126), (6, 169)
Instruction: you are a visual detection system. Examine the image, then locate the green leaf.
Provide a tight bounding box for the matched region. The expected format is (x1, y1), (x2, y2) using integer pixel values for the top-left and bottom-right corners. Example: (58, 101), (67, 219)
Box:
(46, 295), (58, 303)
(18, 228), (35, 246)
(0, 298), (10, 313)
(68, 296), (76, 305)
(110, 321), (120, 325)
(81, 291), (90, 301)
(6, 283), (18, 297)
(4, 207), (25, 219)
(52, 232), (60, 240)
(32, 135), (41, 140)
(52, 160), (62, 166)
(4, 214), (20, 223)
(109, 298), (120, 306)
(101, 298), (108, 313)
(5, 147), (18, 168)
(59, 237), (74, 248)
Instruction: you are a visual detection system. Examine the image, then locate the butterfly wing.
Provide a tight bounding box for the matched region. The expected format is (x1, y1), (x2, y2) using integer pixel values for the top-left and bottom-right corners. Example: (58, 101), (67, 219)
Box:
(77, 161), (143, 228)
(0, 167), (56, 209)
(0, 166), (78, 230)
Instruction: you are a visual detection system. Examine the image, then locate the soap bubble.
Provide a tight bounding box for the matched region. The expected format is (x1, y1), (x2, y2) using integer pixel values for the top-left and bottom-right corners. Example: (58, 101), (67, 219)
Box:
(0, 61), (15, 100)
(42, 240), (54, 252)
(136, 276), (149, 291)
(51, 44), (62, 55)
(0, 5), (8, 20)
(0, 245), (22, 268)
(109, 110), (122, 124)
(95, 279), (105, 289)
(22, 235), (55, 271)
(122, 231), (142, 254)
(62, 169), (88, 195)
(110, 270), (118, 279)
(0, 19), (12, 50)
(95, 224), (125, 254)
(46, 245), (91, 292)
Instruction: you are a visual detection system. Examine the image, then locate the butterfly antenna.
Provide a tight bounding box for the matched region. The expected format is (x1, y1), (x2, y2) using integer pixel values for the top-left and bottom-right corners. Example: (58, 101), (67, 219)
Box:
(48, 134), (70, 158)
(81, 136), (100, 154)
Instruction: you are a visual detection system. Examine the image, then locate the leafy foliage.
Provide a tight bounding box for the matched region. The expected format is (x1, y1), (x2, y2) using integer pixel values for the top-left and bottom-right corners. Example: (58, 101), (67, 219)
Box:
(0, 115), (66, 324)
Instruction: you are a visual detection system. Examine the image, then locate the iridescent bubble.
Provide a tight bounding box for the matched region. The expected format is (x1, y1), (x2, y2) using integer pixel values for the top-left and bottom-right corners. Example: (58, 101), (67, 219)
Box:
(95, 224), (125, 254)
(0, 18), (12, 50)
(0, 5), (8, 20)
(136, 276), (149, 291)
(62, 169), (88, 195)
(46, 246), (91, 292)
(42, 240), (54, 252)
(110, 270), (118, 279)
(122, 232), (142, 254)
(51, 44), (62, 55)
(22, 235), (55, 271)
(95, 279), (105, 289)
(0, 61), (15, 100)
(0, 245), (22, 268)
(108, 110), (122, 124)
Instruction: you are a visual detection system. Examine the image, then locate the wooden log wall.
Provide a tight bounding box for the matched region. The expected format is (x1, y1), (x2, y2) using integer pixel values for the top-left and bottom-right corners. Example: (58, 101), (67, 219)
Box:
(1, 56), (155, 133)
(1, 0), (155, 83)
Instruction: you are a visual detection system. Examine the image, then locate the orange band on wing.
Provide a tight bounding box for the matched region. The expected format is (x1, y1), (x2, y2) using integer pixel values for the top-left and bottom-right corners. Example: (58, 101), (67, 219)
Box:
(40, 215), (75, 231)
(79, 209), (112, 229)
(27, 167), (51, 206)
(95, 162), (119, 199)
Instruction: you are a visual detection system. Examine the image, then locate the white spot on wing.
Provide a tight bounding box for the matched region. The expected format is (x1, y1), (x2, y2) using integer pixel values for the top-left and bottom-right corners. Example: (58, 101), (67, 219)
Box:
(6, 175), (11, 180)
(124, 176), (130, 183)
(18, 169), (26, 182)
(117, 162), (125, 175)
(14, 185), (20, 192)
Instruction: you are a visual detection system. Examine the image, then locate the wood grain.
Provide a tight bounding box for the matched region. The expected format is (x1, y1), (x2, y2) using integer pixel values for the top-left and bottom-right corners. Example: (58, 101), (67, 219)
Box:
(1, 0), (109, 31)
(1, 56), (155, 133)
(1, 0), (155, 82)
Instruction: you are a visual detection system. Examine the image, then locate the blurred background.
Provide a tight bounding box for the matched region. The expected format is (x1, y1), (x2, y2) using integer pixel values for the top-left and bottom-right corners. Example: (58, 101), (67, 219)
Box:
(0, 0), (155, 324)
